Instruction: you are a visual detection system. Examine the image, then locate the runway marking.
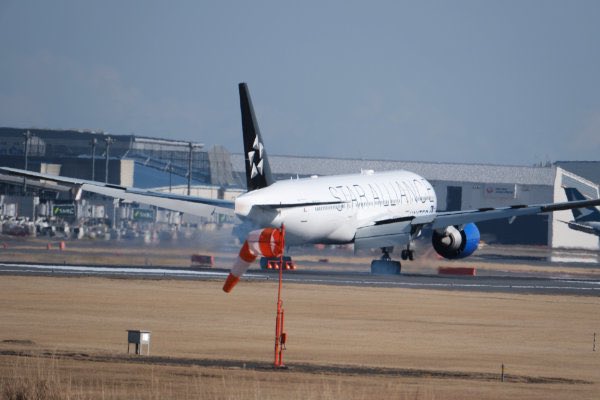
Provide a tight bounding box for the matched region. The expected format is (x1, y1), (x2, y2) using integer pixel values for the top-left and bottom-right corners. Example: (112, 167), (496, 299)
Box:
(0, 262), (250, 278)
(1, 262), (599, 293)
(563, 280), (600, 285)
(279, 277), (600, 292)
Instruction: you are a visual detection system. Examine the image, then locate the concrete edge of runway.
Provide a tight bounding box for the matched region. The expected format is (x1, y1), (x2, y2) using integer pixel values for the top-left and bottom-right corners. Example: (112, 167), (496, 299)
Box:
(1, 260), (599, 296)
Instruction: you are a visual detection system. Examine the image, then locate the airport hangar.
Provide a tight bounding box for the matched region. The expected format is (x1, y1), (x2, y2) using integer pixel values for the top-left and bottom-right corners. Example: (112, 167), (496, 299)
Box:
(0, 127), (598, 250)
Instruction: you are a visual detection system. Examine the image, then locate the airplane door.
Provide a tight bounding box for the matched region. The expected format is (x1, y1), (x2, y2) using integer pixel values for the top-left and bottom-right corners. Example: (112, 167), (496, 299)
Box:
(301, 206), (308, 223)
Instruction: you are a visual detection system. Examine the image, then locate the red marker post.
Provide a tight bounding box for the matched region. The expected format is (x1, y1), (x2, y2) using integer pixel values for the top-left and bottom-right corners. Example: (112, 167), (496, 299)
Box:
(273, 224), (287, 368)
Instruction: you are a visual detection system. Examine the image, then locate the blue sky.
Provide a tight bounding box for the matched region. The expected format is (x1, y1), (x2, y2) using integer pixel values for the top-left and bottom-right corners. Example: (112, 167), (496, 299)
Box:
(1, 0), (599, 165)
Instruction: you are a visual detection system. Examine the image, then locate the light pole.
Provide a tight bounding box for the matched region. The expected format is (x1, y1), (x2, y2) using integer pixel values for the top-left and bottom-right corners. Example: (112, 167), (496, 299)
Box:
(186, 142), (204, 195)
(168, 157), (173, 193)
(104, 136), (114, 184)
(187, 142), (193, 195)
(91, 137), (97, 181)
(23, 130), (32, 171)
(22, 130), (32, 193)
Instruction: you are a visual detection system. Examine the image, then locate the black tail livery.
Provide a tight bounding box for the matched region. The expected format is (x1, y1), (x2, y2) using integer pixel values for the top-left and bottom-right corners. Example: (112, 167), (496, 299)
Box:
(239, 82), (274, 191)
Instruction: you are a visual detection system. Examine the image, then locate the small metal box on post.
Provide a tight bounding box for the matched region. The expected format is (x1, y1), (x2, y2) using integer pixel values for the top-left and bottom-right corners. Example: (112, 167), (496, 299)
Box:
(127, 330), (151, 355)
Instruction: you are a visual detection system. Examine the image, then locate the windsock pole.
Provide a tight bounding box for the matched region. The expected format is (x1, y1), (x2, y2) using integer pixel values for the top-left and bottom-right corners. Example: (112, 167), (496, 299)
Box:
(274, 224), (287, 368)
(222, 224), (289, 368)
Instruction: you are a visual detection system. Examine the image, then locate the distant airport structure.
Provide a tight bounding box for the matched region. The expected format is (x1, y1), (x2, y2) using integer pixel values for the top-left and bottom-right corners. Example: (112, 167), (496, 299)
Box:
(0, 127), (598, 250)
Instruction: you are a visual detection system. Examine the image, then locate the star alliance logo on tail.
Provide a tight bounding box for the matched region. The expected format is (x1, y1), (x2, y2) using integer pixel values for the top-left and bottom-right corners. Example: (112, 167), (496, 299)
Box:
(248, 135), (264, 179)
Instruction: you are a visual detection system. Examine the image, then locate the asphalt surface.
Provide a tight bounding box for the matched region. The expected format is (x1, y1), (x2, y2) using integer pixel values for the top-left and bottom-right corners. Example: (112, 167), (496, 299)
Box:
(1, 261), (599, 296)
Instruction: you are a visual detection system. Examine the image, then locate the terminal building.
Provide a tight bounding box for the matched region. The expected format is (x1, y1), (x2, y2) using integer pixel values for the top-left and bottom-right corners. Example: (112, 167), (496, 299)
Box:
(0, 127), (598, 250)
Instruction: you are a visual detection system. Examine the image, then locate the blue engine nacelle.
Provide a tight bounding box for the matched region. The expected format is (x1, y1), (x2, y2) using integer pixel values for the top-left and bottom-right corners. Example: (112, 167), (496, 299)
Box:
(432, 223), (480, 259)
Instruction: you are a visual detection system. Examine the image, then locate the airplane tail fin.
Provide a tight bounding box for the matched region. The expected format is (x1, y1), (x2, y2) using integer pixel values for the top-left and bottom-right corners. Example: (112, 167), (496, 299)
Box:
(564, 187), (600, 222)
(239, 82), (274, 191)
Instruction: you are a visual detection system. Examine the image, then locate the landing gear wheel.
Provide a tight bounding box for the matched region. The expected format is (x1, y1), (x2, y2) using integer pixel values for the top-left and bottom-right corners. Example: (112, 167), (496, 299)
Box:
(373, 247), (401, 274)
(401, 246), (415, 261)
(380, 248), (392, 261)
(371, 259), (401, 275)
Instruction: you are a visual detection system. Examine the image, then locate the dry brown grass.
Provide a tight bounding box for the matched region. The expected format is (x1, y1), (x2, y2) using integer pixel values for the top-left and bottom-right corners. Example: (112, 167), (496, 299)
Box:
(1, 353), (440, 400)
(1, 274), (599, 399)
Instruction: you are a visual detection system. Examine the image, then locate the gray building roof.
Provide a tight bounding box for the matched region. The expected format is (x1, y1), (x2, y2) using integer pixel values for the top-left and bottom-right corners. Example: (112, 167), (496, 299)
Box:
(230, 154), (557, 186)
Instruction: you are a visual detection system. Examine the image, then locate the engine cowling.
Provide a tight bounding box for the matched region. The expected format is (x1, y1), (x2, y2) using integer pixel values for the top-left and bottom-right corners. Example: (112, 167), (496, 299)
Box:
(432, 223), (480, 259)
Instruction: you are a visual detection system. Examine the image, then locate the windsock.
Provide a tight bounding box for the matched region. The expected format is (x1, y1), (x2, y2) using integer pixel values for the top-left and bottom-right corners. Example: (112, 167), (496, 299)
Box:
(223, 227), (284, 293)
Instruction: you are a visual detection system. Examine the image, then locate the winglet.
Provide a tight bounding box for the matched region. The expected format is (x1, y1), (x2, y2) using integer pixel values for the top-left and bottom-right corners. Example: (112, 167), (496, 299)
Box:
(239, 82), (274, 191)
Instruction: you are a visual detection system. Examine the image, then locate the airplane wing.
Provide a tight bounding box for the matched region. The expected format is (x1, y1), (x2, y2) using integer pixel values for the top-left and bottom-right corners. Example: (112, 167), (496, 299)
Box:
(354, 197), (600, 250)
(430, 198), (600, 229)
(0, 167), (236, 218)
(363, 197), (600, 230)
(559, 220), (600, 236)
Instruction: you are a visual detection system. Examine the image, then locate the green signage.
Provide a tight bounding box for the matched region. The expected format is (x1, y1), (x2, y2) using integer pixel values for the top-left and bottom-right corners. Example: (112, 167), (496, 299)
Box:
(53, 204), (76, 217)
(133, 209), (155, 221)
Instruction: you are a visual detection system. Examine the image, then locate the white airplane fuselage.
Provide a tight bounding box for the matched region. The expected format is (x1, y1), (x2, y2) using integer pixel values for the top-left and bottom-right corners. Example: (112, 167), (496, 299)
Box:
(234, 170), (437, 245)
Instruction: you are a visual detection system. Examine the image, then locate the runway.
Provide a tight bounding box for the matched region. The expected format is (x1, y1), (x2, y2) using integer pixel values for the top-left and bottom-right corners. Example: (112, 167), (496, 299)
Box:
(1, 261), (599, 296)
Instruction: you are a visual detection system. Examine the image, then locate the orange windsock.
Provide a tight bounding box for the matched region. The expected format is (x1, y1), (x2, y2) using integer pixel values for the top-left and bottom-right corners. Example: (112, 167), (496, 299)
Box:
(247, 228), (284, 258)
(223, 227), (285, 293)
(222, 273), (240, 293)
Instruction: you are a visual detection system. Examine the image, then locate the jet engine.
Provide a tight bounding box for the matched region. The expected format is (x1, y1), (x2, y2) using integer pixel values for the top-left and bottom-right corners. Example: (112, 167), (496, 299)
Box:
(432, 223), (480, 259)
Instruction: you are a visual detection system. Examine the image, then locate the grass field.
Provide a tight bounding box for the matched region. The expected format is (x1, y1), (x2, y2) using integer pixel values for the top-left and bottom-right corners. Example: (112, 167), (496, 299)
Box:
(1, 273), (599, 399)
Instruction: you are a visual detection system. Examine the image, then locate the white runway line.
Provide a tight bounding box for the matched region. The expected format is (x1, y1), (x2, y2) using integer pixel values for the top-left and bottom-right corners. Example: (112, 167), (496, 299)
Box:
(0, 262), (258, 278)
(2, 262), (599, 293)
(281, 277), (600, 292)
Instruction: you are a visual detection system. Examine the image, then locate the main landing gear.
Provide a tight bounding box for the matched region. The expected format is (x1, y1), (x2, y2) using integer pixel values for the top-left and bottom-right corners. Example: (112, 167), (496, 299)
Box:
(400, 246), (415, 261)
(370, 245), (415, 275)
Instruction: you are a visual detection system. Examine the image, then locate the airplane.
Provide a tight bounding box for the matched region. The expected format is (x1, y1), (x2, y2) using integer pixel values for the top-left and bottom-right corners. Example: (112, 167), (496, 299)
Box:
(562, 187), (600, 236)
(3, 82), (600, 293)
